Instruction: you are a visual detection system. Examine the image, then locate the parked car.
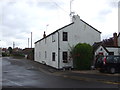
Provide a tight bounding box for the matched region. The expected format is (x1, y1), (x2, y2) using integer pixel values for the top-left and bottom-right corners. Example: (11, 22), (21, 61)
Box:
(95, 55), (120, 74)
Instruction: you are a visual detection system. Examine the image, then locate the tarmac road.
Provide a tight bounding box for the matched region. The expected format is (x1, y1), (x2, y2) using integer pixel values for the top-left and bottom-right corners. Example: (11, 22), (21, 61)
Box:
(2, 57), (120, 88)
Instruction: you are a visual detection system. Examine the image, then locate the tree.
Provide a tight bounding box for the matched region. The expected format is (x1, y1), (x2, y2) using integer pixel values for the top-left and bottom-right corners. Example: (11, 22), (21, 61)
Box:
(70, 43), (93, 70)
(8, 47), (12, 54)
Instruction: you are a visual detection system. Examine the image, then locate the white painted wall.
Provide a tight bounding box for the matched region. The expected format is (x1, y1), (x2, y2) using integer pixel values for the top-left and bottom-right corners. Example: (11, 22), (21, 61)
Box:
(94, 46), (120, 56)
(106, 47), (119, 55)
(35, 15), (101, 69)
(35, 32), (59, 68)
(58, 15), (101, 68)
(95, 46), (108, 56)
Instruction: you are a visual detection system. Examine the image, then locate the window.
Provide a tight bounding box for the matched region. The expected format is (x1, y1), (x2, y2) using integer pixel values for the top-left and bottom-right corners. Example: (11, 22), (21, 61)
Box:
(52, 34), (55, 42)
(63, 52), (68, 63)
(63, 32), (68, 41)
(52, 52), (55, 61)
(109, 52), (114, 55)
(100, 48), (103, 51)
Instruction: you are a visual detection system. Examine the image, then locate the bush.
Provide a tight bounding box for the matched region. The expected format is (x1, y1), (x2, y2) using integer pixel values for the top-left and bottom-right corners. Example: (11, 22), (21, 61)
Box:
(71, 43), (93, 70)
(2, 53), (8, 57)
(12, 52), (25, 57)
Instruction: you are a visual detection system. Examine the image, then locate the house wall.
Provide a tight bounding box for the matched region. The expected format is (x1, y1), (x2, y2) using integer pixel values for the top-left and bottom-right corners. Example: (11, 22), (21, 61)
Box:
(95, 46), (120, 56)
(35, 32), (59, 69)
(106, 47), (119, 55)
(35, 15), (101, 69)
(95, 46), (108, 56)
(58, 15), (101, 68)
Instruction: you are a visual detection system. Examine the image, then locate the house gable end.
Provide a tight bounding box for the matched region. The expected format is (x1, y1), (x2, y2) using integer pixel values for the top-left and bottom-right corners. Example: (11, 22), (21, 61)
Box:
(35, 22), (74, 44)
(80, 19), (101, 34)
(95, 45), (110, 56)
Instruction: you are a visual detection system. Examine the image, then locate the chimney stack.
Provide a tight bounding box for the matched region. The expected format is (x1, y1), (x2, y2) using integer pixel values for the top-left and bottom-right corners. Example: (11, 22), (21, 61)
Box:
(113, 32), (118, 47)
(72, 15), (80, 23)
(43, 31), (46, 38)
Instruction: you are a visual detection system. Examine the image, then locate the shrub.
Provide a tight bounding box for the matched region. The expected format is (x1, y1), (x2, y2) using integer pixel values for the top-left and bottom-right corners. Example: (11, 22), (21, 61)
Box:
(2, 53), (8, 57)
(71, 43), (93, 70)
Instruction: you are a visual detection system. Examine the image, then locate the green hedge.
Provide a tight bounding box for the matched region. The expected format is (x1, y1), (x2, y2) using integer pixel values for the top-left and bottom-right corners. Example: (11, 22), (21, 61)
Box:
(71, 43), (93, 70)
(2, 53), (9, 57)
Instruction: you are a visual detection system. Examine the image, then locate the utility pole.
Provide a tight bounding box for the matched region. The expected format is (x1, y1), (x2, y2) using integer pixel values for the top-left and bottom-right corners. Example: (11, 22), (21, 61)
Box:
(31, 32), (32, 48)
(13, 42), (15, 49)
(28, 38), (29, 48)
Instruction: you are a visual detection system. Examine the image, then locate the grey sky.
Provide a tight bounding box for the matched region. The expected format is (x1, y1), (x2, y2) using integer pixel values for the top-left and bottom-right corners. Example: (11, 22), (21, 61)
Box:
(0, 0), (119, 48)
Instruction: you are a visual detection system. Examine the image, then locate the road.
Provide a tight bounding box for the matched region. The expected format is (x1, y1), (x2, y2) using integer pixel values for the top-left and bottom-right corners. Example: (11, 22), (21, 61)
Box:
(2, 57), (120, 88)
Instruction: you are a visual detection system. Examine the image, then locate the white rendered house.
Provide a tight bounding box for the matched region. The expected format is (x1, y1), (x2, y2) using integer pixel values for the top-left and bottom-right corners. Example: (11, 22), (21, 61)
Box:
(35, 15), (101, 69)
(95, 45), (120, 56)
(94, 32), (120, 56)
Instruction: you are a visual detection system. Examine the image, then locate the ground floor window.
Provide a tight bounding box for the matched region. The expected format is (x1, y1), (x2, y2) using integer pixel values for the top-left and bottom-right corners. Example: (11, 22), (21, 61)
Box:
(52, 52), (55, 61)
(63, 52), (68, 63)
(109, 52), (114, 55)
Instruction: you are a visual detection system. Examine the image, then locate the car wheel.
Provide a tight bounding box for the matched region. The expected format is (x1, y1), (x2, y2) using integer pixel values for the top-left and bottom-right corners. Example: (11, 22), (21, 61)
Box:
(110, 67), (116, 74)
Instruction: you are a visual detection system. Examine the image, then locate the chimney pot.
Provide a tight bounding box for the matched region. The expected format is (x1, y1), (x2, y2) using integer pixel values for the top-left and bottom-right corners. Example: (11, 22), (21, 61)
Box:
(43, 31), (46, 38)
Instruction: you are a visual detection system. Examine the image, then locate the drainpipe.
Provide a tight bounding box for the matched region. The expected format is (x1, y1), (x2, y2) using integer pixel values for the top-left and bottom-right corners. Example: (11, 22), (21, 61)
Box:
(58, 32), (60, 69)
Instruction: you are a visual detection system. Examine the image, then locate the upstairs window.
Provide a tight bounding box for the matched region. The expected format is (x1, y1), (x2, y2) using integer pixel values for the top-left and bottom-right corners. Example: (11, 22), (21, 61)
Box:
(63, 32), (68, 41)
(52, 34), (55, 42)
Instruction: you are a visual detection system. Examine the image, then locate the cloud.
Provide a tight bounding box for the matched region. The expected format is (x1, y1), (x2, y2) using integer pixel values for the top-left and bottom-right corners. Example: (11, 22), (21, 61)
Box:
(0, 0), (69, 48)
(99, 9), (112, 16)
(0, 0), (118, 48)
(107, 0), (119, 8)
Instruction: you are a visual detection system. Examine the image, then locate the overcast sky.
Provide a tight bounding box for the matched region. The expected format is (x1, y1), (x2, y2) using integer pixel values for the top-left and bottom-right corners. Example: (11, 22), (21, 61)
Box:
(0, 0), (119, 49)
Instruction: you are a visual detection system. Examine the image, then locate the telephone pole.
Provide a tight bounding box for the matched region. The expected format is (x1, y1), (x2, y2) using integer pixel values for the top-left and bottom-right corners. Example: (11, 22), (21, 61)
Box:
(28, 38), (29, 48)
(13, 42), (15, 49)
